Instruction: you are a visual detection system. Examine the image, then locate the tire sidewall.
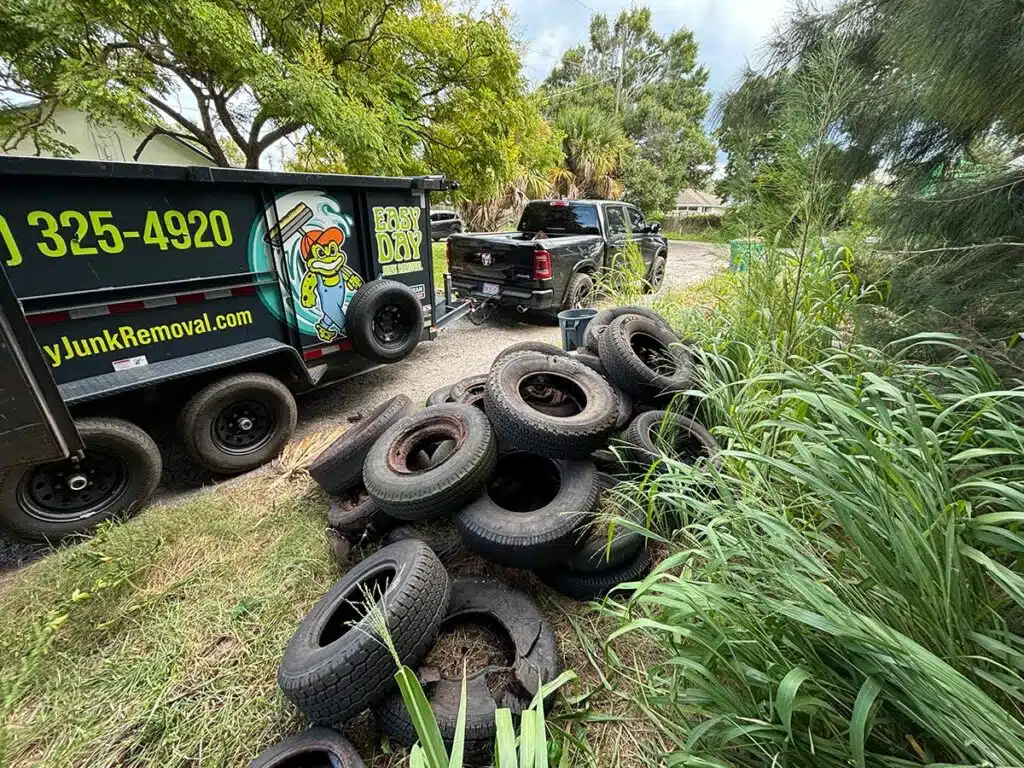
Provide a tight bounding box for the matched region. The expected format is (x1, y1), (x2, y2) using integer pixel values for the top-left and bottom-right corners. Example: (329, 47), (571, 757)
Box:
(599, 315), (692, 401)
(0, 419), (161, 541)
(345, 281), (424, 364)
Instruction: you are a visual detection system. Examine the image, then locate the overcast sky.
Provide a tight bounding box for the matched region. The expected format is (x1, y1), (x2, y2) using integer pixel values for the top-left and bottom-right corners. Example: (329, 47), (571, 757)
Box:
(508, 0), (793, 119)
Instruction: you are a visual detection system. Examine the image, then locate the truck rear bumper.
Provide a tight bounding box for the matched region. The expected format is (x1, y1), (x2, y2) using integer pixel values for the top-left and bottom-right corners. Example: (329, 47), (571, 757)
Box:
(451, 279), (554, 310)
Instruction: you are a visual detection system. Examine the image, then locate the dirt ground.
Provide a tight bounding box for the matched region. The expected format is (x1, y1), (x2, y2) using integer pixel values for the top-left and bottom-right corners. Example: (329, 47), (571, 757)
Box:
(0, 241), (724, 571)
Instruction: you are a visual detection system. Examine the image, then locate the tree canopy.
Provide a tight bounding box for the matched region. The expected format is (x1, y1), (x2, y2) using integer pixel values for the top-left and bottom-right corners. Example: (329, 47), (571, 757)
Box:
(0, 0), (538, 187)
(541, 8), (714, 215)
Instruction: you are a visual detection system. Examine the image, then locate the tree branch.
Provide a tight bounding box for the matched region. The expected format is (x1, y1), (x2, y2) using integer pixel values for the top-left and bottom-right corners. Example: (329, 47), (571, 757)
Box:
(211, 91), (249, 156)
(256, 120), (303, 153)
(144, 94), (226, 164)
(133, 126), (211, 161)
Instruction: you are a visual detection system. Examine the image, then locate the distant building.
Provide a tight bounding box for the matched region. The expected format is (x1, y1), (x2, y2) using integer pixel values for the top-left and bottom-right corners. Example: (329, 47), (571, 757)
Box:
(2, 103), (216, 166)
(672, 188), (728, 216)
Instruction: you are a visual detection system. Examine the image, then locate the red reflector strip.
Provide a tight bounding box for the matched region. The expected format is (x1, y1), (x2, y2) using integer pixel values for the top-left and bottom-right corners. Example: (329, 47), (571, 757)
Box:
(108, 300), (146, 314)
(303, 340), (352, 361)
(176, 292), (206, 304)
(303, 348), (324, 361)
(26, 310), (71, 326)
(231, 285), (257, 297)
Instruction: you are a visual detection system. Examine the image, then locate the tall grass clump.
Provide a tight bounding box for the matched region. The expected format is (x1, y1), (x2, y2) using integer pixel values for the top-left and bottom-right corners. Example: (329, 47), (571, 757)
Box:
(612, 339), (1024, 766)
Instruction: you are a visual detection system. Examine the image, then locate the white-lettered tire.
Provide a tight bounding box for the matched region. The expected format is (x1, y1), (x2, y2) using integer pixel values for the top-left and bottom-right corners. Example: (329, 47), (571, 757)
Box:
(485, 353), (617, 459)
(363, 404), (496, 521)
(277, 539), (450, 725)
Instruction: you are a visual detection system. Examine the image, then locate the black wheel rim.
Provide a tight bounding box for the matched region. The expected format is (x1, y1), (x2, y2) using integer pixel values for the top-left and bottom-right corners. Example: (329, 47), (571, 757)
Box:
(373, 302), (414, 347)
(653, 261), (665, 288)
(18, 451), (129, 523)
(572, 280), (592, 309)
(212, 399), (276, 454)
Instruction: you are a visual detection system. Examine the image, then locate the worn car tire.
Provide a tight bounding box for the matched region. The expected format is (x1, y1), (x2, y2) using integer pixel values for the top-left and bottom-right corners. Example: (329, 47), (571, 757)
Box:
(583, 305), (670, 355)
(278, 540), (450, 725)
(623, 410), (720, 472)
(384, 525), (466, 565)
(374, 578), (561, 765)
(492, 341), (568, 367)
(327, 486), (396, 541)
(570, 350), (605, 376)
(309, 395), (412, 495)
(598, 315), (694, 402)
(363, 404), (496, 521)
(426, 384), (455, 407)
(485, 353), (617, 459)
(539, 548), (653, 601)
(566, 473), (646, 572)
(456, 453), (597, 568)
(0, 417), (161, 541)
(450, 373), (488, 410)
(249, 728), (366, 768)
(345, 280), (424, 364)
(180, 373), (297, 474)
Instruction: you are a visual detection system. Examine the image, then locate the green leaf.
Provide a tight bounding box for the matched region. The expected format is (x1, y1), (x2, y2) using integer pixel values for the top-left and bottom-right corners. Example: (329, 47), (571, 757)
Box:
(533, 681), (548, 768)
(448, 668), (468, 768)
(850, 677), (882, 768)
(495, 708), (517, 768)
(410, 744), (429, 768)
(394, 666), (448, 768)
(776, 666), (811, 739)
(519, 709), (538, 768)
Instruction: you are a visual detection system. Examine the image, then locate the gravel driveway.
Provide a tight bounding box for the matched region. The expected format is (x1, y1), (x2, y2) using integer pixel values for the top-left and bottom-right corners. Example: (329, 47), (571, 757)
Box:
(0, 241), (724, 571)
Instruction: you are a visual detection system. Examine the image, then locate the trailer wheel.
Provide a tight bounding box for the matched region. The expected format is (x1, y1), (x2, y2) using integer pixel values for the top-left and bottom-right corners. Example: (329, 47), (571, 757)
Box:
(0, 417), (161, 541)
(180, 373), (297, 475)
(345, 280), (424, 364)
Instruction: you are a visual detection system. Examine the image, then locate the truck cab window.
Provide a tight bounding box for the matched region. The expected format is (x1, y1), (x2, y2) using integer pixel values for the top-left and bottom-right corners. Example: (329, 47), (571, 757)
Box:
(627, 207), (646, 233)
(606, 206), (628, 235)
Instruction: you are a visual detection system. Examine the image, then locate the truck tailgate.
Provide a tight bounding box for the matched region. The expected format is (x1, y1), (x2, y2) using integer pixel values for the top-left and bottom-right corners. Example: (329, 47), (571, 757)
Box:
(446, 235), (537, 284)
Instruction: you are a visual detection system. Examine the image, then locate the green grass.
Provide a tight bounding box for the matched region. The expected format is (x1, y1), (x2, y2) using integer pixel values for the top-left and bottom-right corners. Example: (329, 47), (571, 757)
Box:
(432, 241), (446, 296)
(662, 230), (729, 244)
(0, 480), (337, 767)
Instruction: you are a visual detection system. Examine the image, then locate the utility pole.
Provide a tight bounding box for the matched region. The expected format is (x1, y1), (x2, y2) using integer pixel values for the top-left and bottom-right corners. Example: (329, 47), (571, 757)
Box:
(614, 32), (625, 114)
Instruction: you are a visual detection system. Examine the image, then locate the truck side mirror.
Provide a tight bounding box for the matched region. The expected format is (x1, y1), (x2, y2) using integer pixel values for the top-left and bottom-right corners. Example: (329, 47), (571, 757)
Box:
(649, 221), (661, 234)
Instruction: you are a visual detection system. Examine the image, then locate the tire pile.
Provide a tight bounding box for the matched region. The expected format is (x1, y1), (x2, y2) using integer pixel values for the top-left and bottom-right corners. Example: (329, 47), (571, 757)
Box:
(249, 305), (720, 767)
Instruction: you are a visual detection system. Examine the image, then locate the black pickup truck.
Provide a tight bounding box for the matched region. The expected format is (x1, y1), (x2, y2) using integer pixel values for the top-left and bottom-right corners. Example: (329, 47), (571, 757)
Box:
(446, 199), (668, 317)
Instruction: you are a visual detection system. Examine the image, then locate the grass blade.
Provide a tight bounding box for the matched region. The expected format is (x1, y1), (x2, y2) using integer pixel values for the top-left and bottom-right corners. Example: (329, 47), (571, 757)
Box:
(776, 666), (811, 739)
(850, 677), (882, 768)
(395, 666), (449, 768)
(448, 666), (468, 768)
(519, 709), (538, 768)
(495, 708), (517, 768)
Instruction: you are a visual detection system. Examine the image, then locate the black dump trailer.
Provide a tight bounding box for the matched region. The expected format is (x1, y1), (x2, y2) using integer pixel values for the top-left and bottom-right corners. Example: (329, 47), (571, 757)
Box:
(0, 157), (467, 541)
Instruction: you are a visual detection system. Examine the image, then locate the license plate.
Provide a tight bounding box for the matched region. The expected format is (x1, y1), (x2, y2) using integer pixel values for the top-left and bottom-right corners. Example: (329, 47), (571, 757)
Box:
(482, 282), (500, 296)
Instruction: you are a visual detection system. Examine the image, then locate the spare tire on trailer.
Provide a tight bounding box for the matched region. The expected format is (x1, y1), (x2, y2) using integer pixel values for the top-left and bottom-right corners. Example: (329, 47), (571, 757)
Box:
(277, 539), (451, 726)
(485, 353), (617, 459)
(373, 578), (561, 765)
(248, 728), (366, 768)
(344, 280), (424, 364)
(309, 395), (412, 495)
(0, 417), (161, 541)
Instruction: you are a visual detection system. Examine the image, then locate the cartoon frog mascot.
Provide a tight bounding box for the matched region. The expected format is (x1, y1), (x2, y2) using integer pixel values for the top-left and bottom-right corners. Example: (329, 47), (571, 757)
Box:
(298, 227), (363, 341)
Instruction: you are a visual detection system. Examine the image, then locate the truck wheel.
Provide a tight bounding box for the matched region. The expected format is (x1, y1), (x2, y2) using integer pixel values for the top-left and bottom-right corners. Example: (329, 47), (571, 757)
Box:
(180, 373), (297, 475)
(484, 353), (617, 459)
(345, 280), (424, 364)
(0, 417), (161, 541)
(455, 452), (597, 568)
(560, 272), (595, 314)
(645, 255), (667, 293)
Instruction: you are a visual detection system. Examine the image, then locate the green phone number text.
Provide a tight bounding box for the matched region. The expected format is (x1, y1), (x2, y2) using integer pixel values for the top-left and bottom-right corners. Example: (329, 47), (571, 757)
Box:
(0, 208), (234, 267)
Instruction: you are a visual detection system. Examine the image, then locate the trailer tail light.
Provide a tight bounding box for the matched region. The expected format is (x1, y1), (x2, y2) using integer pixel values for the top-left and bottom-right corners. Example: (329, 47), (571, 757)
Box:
(533, 250), (552, 280)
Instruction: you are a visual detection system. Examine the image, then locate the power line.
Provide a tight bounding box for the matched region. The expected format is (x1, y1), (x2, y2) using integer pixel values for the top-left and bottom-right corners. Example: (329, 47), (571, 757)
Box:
(538, 51), (659, 101)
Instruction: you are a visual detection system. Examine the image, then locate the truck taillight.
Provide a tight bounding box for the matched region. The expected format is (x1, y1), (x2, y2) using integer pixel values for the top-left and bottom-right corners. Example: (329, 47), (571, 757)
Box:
(533, 250), (552, 280)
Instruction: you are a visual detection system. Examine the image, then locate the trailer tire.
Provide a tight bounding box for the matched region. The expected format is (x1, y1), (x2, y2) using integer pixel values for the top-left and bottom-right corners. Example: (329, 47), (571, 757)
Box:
(180, 373), (297, 475)
(363, 404), (496, 521)
(345, 280), (424, 364)
(309, 395), (413, 494)
(598, 315), (694, 402)
(582, 305), (670, 355)
(277, 540), (450, 725)
(456, 453), (597, 568)
(248, 728), (365, 768)
(485, 353), (617, 459)
(0, 418), (161, 541)
(539, 548), (653, 601)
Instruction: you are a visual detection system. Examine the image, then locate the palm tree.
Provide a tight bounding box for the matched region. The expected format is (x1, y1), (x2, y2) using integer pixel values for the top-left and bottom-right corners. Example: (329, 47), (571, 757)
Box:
(555, 107), (629, 199)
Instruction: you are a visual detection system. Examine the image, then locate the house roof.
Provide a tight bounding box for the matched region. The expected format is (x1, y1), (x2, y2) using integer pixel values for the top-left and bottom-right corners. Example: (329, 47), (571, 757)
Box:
(675, 188), (726, 208)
